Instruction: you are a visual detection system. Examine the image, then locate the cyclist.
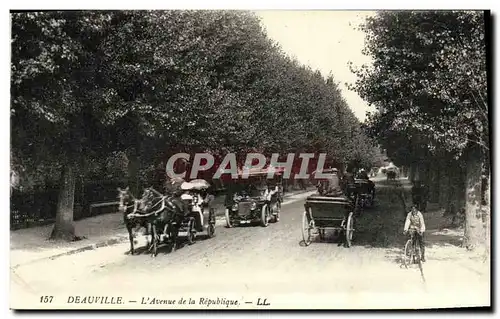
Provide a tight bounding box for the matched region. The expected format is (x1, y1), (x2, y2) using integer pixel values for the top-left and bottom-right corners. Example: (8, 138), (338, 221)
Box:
(403, 205), (426, 262)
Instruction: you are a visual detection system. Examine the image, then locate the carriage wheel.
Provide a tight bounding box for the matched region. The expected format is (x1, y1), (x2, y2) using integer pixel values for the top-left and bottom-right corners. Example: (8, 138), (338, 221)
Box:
(163, 224), (170, 244)
(145, 223), (152, 247)
(150, 224), (158, 257)
(187, 218), (196, 245)
(207, 210), (216, 238)
(272, 201), (281, 223)
(260, 205), (270, 227)
(354, 197), (362, 217)
(275, 201), (281, 222)
(207, 223), (216, 238)
(301, 211), (312, 246)
(225, 209), (233, 228)
(344, 212), (354, 248)
(368, 191), (375, 207)
(318, 229), (326, 241)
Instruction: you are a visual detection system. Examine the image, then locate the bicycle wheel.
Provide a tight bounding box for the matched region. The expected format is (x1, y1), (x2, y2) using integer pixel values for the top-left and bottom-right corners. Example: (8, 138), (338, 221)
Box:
(414, 243), (421, 265)
(403, 239), (412, 266)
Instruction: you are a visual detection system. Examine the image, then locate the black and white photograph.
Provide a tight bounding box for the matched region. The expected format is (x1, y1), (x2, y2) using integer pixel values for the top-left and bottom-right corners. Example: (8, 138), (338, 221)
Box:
(8, 6), (491, 310)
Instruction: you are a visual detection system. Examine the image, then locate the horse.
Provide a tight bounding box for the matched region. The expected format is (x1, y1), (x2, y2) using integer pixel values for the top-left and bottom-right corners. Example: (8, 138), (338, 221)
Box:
(162, 194), (188, 252)
(387, 170), (397, 181)
(117, 187), (150, 255)
(139, 187), (187, 256)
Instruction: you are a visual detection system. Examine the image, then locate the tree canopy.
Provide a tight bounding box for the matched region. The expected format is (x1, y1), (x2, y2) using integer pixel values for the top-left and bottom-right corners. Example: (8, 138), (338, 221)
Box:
(350, 10), (490, 250)
(11, 10), (380, 239)
(350, 11), (488, 161)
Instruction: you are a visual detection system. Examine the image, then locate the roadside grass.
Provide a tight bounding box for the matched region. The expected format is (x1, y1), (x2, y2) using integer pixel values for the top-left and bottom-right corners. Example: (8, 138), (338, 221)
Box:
(354, 180), (408, 248)
(355, 178), (489, 272)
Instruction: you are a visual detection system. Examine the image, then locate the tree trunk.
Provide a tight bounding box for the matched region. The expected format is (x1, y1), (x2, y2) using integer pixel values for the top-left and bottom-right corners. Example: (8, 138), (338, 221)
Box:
(408, 163), (416, 182)
(483, 174), (490, 260)
(50, 164), (77, 241)
(463, 146), (484, 250)
(428, 162), (440, 203)
(438, 158), (449, 210)
(414, 162), (423, 182)
(448, 160), (466, 226)
(128, 150), (140, 195)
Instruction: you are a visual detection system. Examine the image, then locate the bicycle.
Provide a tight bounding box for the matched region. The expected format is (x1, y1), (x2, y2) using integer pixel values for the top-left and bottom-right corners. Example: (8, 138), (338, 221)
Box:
(402, 229), (423, 269)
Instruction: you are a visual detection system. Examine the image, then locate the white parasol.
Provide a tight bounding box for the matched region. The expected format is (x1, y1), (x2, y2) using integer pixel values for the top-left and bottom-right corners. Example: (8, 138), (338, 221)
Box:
(182, 179), (210, 190)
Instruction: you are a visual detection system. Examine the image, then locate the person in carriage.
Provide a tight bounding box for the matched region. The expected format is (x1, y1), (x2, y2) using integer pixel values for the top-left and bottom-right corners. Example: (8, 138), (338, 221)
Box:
(165, 177), (191, 216)
(324, 168), (344, 197)
(310, 167), (354, 247)
(341, 166), (356, 197)
(357, 168), (369, 180)
(355, 168), (376, 203)
(264, 178), (280, 213)
(315, 167), (344, 197)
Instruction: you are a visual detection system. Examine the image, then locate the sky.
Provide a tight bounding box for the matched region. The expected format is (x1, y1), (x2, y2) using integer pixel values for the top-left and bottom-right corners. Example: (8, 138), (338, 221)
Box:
(255, 10), (376, 122)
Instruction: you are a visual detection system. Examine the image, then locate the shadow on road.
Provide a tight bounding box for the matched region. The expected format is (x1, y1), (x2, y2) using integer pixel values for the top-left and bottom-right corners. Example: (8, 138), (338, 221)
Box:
(127, 233), (219, 256)
(352, 179), (408, 249)
(299, 232), (347, 247)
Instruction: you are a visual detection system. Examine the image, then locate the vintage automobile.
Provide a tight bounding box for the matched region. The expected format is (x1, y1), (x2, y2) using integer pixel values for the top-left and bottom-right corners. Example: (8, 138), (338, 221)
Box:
(224, 168), (283, 227)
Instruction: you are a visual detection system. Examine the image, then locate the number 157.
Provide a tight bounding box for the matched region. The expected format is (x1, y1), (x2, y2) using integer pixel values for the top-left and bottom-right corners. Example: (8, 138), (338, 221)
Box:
(40, 296), (53, 303)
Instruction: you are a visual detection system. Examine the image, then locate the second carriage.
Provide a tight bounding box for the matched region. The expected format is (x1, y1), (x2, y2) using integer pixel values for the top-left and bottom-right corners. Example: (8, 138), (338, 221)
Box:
(302, 193), (356, 247)
(302, 169), (357, 247)
(350, 178), (376, 209)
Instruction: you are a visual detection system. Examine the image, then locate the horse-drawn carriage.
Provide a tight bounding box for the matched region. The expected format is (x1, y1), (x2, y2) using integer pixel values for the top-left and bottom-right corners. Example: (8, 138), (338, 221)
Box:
(353, 178), (376, 208)
(179, 179), (216, 240)
(300, 168), (357, 246)
(302, 194), (355, 247)
(118, 178), (216, 257)
(384, 165), (399, 181)
(224, 168), (283, 228)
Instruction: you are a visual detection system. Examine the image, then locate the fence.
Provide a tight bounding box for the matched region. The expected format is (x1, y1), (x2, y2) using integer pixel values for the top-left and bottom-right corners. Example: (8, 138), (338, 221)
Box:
(10, 178), (128, 230)
(10, 176), (314, 230)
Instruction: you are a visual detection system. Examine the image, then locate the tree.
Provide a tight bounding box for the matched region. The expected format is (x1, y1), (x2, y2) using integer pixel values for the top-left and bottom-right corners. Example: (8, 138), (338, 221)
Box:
(350, 10), (489, 250)
(11, 10), (380, 241)
(11, 11), (148, 240)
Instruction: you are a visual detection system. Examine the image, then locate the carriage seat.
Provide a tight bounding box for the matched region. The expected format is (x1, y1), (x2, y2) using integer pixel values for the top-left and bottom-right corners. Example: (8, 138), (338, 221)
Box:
(306, 194), (352, 205)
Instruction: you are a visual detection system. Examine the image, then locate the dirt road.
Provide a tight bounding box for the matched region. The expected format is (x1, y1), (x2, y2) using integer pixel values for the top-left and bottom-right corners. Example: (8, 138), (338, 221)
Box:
(11, 179), (490, 309)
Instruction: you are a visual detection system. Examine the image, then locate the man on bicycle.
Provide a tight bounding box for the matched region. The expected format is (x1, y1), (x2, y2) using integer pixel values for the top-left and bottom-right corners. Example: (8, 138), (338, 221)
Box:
(403, 205), (426, 262)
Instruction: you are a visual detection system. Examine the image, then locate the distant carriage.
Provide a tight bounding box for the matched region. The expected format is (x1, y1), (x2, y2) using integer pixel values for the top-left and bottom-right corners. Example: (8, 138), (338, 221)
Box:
(383, 163), (400, 181)
(386, 170), (397, 180)
(353, 179), (376, 208)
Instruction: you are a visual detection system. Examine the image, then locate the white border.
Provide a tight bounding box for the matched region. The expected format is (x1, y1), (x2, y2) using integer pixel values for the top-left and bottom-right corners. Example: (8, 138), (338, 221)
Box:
(2, 1), (498, 318)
